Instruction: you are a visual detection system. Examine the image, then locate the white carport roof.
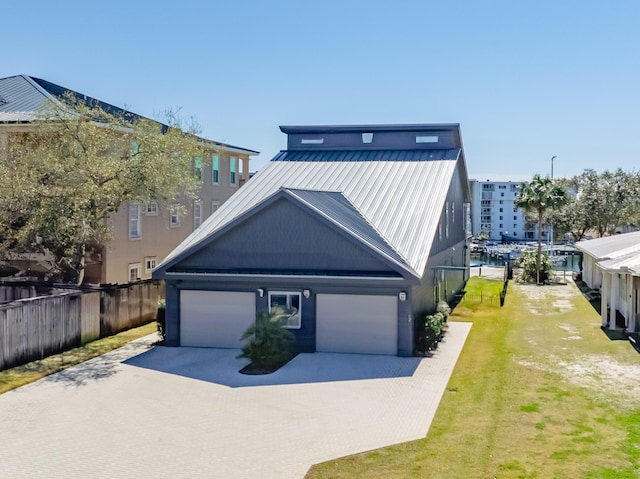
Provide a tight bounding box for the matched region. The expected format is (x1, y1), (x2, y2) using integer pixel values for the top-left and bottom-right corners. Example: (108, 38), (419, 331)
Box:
(575, 231), (640, 260)
(576, 231), (640, 275)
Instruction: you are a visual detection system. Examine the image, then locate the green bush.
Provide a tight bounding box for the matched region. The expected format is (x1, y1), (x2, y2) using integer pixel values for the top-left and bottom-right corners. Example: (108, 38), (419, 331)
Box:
(515, 250), (554, 283)
(415, 301), (450, 354)
(437, 300), (451, 320)
(237, 312), (294, 367)
(156, 299), (166, 341)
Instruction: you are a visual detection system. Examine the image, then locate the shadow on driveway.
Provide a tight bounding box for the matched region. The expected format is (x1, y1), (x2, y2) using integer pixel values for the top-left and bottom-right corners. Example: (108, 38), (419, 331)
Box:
(124, 346), (422, 388)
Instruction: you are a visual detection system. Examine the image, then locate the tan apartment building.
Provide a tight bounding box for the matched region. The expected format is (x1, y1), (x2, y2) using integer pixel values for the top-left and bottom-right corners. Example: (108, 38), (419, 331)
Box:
(94, 147), (254, 284)
(0, 75), (258, 284)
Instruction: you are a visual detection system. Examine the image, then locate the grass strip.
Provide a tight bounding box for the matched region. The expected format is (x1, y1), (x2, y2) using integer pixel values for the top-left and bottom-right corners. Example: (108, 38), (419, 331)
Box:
(307, 278), (640, 478)
(0, 322), (157, 395)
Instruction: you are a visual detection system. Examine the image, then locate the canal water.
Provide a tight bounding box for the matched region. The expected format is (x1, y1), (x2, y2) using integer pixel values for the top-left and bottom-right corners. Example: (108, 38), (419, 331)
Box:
(471, 252), (582, 272)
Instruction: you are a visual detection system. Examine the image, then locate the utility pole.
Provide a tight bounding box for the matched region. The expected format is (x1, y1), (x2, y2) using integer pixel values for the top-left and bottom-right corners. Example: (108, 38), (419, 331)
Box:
(550, 156), (557, 248)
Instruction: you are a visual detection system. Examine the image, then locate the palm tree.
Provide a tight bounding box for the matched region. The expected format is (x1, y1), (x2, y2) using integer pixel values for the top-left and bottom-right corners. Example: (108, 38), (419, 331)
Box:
(515, 174), (567, 283)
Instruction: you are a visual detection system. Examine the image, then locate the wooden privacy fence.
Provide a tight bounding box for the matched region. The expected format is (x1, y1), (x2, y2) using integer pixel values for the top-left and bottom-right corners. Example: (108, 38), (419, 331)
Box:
(0, 280), (162, 371)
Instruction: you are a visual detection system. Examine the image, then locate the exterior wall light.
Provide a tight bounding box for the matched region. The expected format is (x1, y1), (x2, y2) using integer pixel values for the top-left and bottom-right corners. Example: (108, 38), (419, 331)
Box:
(303, 289), (311, 299)
(257, 288), (264, 297)
(399, 292), (407, 301)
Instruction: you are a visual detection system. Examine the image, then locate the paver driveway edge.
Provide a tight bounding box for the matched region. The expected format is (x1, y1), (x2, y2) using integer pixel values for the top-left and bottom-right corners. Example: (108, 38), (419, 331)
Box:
(0, 323), (471, 479)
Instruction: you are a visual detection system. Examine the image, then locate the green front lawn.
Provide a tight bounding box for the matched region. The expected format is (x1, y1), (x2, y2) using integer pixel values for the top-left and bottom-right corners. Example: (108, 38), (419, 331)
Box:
(307, 279), (640, 478)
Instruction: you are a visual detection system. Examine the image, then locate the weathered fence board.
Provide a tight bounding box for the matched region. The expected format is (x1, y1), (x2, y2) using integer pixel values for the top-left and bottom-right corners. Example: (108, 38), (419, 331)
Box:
(81, 292), (101, 344)
(0, 280), (162, 372)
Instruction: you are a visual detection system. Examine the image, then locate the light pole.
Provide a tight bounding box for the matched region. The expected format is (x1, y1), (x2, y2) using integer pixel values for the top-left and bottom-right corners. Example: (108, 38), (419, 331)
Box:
(549, 155), (557, 248)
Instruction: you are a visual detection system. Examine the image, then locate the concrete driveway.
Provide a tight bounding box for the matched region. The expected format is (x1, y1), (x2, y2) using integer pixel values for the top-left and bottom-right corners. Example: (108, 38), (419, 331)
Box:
(0, 322), (471, 479)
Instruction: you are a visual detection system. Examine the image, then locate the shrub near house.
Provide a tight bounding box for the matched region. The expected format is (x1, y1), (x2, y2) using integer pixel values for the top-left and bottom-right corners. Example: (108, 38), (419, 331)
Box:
(416, 301), (451, 354)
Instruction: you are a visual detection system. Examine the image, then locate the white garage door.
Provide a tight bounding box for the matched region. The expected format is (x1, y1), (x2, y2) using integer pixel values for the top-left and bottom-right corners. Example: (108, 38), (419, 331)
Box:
(316, 294), (398, 355)
(180, 291), (255, 348)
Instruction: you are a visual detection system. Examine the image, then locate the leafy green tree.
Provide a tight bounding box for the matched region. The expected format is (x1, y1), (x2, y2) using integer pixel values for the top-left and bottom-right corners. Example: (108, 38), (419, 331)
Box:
(547, 169), (640, 241)
(515, 175), (567, 284)
(546, 176), (593, 242)
(578, 168), (639, 236)
(238, 312), (294, 368)
(0, 93), (206, 283)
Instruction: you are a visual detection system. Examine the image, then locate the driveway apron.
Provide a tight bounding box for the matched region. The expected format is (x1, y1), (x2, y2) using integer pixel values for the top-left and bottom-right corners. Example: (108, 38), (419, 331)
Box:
(0, 322), (471, 479)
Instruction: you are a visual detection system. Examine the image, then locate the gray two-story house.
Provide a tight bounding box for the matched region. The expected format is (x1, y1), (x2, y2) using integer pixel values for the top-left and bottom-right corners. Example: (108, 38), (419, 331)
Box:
(153, 124), (471, 356)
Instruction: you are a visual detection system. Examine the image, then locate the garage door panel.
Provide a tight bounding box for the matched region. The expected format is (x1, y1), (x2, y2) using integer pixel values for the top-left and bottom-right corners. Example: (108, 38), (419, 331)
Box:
(316, 294), (397, 355)
(180, 291), (255, 348)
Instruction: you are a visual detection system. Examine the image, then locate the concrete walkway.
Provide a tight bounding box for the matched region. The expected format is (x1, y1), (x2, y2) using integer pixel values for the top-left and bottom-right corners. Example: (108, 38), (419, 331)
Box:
(0, 322), (471, 479)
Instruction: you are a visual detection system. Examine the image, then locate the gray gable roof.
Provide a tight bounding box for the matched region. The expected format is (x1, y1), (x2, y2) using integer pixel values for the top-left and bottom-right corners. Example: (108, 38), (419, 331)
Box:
(283, 188), (409, 270)
(0, 74), (258, 154)
(156, 124), (470, 278)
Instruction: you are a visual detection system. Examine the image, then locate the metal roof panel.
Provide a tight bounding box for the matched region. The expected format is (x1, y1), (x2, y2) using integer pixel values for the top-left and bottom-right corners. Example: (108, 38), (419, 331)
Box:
(575, 231), (640, 259)
(158, 156), (459, 276)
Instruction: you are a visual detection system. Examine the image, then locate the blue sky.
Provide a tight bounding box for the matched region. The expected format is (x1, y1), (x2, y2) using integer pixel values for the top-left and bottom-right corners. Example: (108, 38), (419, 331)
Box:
(4, 1), (639, 179)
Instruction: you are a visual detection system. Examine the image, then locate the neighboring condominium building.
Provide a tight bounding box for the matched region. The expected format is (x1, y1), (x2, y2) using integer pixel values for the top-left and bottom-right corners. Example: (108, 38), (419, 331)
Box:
(469, 179), (545, 242)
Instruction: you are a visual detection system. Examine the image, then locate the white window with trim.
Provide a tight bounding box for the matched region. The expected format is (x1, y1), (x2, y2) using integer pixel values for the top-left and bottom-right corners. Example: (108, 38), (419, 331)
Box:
(128, 263), (141, 282)
(170, 204), (180, 227)
(129, 202), (141, 239)
(145, 256), (157, 273)
(211, 200), (220, 216)
(145, 201), (158, 216)
(212, 154), (219, 184)
(230, 156), (237, 186)
(269, 291), (301, 329)
(194, 200), (203, 229)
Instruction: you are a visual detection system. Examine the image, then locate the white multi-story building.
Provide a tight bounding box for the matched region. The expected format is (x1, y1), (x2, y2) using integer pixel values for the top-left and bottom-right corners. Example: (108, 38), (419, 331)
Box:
(469, 179), (545, 242)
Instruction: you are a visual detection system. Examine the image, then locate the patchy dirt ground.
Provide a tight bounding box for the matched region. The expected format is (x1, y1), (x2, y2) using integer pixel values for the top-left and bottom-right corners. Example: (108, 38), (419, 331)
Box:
(518, 280), (580, 315)
(518, 354), (640, 410)
(514, 278), (640, 411)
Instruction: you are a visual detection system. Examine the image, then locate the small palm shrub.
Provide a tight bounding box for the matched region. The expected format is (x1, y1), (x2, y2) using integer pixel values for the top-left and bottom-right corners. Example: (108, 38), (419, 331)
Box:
(515, 251), (554, 283)
(237, 312), (294, 368)
(156, 299), (166, 341)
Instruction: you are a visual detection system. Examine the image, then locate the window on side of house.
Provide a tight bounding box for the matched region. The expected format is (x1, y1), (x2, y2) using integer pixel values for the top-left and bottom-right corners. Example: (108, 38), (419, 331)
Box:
(212, 154), (219, 184)
(170, 204), (180, 227)
(129, 202), (141, 239)
(145, 256), (157, 272)
(194, 200), (202, 229)
(268, 291), (301, 329)
(129, 263), (141, 282)
(211, 200), (220, 215)
(194, 157), (202, 181)
(145, 201), (158, 216)
(230, 156), (237, 186)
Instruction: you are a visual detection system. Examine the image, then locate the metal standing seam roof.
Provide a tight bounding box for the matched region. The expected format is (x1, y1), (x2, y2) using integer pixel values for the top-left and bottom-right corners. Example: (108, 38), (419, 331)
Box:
(0, 74), (259, 155)
(158, 149), (461, 277)
(0, 75), (54, 122)
(283, 188), (409, 270)
(575, 231), (640, 259)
